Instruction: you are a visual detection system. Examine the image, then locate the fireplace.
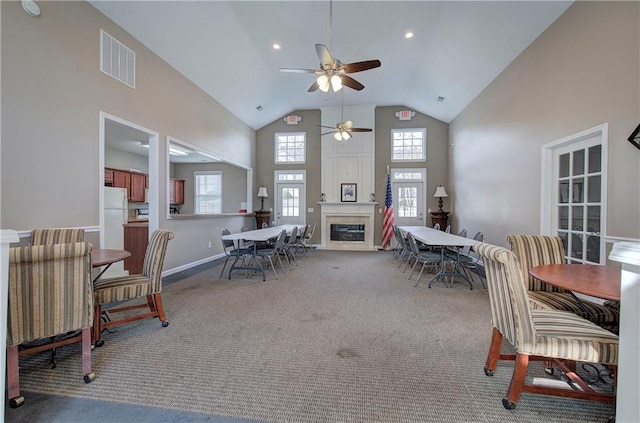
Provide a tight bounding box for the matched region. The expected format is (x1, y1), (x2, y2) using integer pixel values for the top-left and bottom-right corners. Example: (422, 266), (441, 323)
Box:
(331, 224), (365, 242)
(318, 202), (377, 251)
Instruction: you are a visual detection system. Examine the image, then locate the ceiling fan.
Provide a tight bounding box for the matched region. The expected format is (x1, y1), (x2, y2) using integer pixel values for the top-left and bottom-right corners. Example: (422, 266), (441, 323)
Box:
(320, 92), (372, 141)
(279, 0), (381, 93)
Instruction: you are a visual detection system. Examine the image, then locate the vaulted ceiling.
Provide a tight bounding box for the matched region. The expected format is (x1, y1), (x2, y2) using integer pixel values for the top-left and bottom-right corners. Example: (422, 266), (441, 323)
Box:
(90, 1), (572, 130)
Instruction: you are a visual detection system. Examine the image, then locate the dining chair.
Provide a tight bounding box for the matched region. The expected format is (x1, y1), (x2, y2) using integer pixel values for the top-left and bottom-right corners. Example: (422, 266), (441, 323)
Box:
(255, 229), (288, 279)
(30, 228), (85, 245)
(433, 223), (440, 231)
(93, 229), (174, 346)
(7, 242), (95, 408)
(507, 234), (619, 333)
(282, 226), (299, 267)
(301, 222), (316, 253)
(458, 231), (486, 288)
(406, 233), (441, 287)
(294, 224), (309, 256)
(475, 243), (617, 410)
(219, 228), (252, 277)
(262, 222), (269, 229)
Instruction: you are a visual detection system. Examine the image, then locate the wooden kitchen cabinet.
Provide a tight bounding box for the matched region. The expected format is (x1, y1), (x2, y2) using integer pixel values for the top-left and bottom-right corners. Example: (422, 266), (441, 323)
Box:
(124, 223), (149, 275)
(112, 170), (131, 194)
(104, 168), (114, 185)
(170, 178), (185, 205)
(130, 172), (146, 203)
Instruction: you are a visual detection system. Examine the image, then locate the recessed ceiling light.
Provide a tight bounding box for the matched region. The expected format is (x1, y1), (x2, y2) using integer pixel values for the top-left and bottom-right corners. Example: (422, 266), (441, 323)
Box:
(405, 32), (414, 39)
(272, 43), (281, 50)
(437, 96), (445, 102)
(256, 105), (263, 111)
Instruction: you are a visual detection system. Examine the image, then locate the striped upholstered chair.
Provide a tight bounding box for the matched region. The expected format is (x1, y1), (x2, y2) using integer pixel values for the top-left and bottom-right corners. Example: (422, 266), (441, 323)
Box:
(93, 229), (174, 346)
(507, 234), (619, 333)
(30, 228), (85, 245)
(7, 242), (95, 408)
(476, 243), (618, 410)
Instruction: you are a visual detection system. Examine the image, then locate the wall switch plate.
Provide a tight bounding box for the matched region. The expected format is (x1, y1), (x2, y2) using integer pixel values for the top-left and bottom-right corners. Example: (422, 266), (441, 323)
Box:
(308, 207), (314, 213)
(208, 241), (212, 248)
(379, 208), (383, 213)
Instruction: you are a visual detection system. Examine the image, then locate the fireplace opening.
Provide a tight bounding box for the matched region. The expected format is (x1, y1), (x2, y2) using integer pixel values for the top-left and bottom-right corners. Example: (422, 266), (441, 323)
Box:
(330, 224), (365, 242)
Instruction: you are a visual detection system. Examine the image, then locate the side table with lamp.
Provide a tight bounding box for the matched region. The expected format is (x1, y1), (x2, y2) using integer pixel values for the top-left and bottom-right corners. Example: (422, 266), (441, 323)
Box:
(430, 185), (449, 231)
(255, 186), (271, 229)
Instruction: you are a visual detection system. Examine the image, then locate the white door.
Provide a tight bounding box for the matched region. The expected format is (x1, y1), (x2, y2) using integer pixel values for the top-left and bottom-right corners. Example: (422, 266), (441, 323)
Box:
(274, 171), (306, 225)
(550, 131), (606, 264)
(391, 168), (426, 227)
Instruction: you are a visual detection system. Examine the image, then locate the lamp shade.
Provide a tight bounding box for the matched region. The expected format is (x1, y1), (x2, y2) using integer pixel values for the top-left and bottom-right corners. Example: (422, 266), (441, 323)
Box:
(257, 187), (268, 198)
(433, 186), (448, 198)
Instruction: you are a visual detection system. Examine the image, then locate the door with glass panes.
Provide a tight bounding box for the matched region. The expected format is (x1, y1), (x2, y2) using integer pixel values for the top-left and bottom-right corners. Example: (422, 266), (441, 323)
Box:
(553, 137), (604, 264)
(392, 169), (426, 227)
(274, 171), (306, 225)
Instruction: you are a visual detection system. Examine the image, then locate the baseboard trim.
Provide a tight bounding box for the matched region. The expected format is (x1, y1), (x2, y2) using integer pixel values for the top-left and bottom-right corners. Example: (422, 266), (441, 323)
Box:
(162, 253), (225, 277)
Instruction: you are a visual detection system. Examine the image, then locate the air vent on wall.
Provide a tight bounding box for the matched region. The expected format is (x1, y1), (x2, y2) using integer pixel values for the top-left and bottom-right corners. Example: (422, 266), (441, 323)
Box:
(100, 30), (135, 88)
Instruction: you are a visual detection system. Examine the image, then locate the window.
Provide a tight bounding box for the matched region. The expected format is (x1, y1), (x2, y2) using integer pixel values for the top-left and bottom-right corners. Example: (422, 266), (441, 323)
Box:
(275, 132), (306, 163)
(194, 171), (222, 214)
(391, 128), (426, 161)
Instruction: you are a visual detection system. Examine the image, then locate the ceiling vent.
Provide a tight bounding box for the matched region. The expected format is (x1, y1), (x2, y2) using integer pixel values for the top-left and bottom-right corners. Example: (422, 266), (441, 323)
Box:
(100, 30), (135, 88)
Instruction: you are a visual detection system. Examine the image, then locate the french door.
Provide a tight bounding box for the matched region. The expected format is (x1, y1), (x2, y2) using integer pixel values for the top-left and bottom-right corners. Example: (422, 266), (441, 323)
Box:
(391, 168), (426, 227)
(274, 170), (306, 225)
(548, 127), (606, 264)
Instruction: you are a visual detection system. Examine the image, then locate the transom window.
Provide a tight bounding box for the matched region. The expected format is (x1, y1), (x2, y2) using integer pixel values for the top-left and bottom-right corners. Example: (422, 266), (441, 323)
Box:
(391, 128), (426, 161)
(275, 132), (306, 164)
(194, 171), (222, 214)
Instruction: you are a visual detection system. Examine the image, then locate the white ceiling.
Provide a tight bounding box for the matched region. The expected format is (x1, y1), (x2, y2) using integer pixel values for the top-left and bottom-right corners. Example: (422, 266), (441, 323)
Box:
(90, 1), (572, 130)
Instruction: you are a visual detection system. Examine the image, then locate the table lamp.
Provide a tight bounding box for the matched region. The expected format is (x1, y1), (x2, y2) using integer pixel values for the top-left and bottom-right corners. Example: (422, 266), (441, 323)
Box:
(257, 187), (268, 211)
(433, 185), (448, 212)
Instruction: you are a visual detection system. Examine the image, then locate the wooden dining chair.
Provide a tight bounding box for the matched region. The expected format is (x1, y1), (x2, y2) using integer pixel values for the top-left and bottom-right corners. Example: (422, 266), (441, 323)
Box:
(476, 243), (617, 410)
(93, 229), (174, 346)
(7, 242), (95, 408)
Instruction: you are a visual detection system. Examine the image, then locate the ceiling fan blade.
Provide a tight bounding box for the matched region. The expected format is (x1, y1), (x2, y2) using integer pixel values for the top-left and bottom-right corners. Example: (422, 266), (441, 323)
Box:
(279, 68), (318, 74)
(321, 130), (337, 136)
(343, 59), (382, 74)
(350, 128), (373, 133)
(315, 44), (335, 67)
(318, 125), (337, 129)
(307, 81), (320, 92)
(341, 75), (365, 91)
(344, 120), (354, 130)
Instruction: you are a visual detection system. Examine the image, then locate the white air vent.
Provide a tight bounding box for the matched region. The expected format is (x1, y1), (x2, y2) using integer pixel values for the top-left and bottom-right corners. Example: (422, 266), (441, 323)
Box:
(100, 30), (135, 88)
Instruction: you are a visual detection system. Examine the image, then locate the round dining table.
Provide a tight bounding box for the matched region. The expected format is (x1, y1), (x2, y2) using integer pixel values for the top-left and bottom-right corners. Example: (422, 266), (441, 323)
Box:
(529, 263), (621, 301)
(91, 249), (131, 282)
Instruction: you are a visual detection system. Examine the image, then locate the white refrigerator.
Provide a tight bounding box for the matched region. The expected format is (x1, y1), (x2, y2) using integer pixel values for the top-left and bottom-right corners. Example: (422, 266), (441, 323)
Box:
(103, 187), (129, 277)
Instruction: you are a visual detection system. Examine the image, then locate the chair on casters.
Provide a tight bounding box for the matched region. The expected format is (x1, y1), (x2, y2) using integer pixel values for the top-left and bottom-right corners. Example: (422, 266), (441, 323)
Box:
(475, 243), (617, 410)
(6, 241), (95, 408)
(93, 229), (174, 347)
(507, 234), (619, 333)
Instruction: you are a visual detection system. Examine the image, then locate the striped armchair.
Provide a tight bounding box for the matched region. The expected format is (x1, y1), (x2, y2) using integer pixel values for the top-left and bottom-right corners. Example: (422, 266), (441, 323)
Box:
(7, 242), (95, 408)
(507, 234), (619, 333)
(30, 228), (85, 245)
(93, 229), (174, 346)
(476, 243), (618, 410)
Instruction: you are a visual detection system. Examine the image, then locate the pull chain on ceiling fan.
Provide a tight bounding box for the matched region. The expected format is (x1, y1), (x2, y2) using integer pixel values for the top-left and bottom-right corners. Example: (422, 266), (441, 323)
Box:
(279, 0), (381, 93)
(320, 90), (372, 141)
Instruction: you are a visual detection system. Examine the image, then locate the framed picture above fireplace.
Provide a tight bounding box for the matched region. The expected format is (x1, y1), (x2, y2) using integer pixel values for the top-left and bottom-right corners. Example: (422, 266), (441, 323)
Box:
(341, 183), (357, 202)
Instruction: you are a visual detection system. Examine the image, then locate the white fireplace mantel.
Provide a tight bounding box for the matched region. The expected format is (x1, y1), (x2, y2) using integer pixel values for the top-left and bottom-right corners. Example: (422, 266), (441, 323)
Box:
(319, 202), (378, 251)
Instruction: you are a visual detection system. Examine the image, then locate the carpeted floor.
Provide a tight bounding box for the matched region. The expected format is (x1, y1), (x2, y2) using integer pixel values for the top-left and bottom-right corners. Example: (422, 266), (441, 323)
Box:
(6, 250), (615, 422)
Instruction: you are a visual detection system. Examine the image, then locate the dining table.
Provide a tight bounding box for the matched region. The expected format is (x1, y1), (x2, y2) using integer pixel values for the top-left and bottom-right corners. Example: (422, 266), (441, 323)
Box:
(221, 225), (306, 281)
(529, 263), (621, 322)
(399, 225), (480, 289)
(91, 248), (131, 282)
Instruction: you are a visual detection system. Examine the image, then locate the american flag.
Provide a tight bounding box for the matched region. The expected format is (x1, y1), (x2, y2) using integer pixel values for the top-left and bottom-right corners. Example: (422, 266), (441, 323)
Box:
(382, 173), (395, 249)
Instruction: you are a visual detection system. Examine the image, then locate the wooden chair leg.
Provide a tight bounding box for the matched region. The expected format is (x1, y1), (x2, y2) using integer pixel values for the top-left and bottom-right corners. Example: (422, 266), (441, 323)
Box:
(504, 353), (529, 409)
(484, 327), (503, 376)
(93, 304), (105, 346)
(147, 295), (157, 312)
(6, 345), (22, 407)
(81, 327), (95, 383)
(153, 293), (169, 326)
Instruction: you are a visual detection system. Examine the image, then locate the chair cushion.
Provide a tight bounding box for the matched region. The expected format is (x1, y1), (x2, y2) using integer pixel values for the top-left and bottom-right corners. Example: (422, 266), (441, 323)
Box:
(94, 275), (152, 304)
(528, 291), (619, 327)
(529, 309), (618, 365)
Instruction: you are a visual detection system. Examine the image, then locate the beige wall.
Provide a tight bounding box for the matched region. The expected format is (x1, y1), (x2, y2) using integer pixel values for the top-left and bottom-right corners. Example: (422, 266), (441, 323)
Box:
(255, 109), (322, 242)
(374, 106), (449, 243)
(450, 1), (640, 247)
(1, 1), (256, 269)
